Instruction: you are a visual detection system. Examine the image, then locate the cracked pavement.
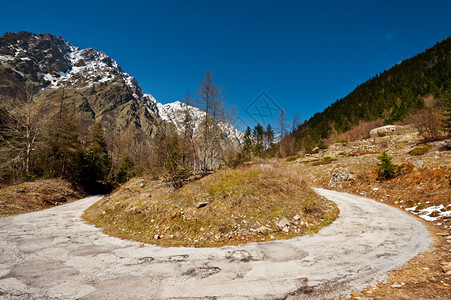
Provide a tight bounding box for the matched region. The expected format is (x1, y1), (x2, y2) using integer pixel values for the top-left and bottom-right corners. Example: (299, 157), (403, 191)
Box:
(0, 188), (431, 299)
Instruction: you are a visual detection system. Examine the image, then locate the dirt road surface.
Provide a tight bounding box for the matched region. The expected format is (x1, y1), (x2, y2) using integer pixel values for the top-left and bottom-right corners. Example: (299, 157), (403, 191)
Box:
(0, 188), (430, 299)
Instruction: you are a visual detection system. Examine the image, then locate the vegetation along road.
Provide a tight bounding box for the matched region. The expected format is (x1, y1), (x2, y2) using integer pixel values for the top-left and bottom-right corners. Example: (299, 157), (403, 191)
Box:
(0, 189), (430, 299)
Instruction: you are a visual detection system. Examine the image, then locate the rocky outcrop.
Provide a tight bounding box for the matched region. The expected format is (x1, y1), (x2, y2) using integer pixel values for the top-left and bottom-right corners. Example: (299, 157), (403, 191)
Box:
(433, 138), (451, 151)
(369, 125), (413, 137)
(0, 31), (165, 143)
(328, 167), (356, 188)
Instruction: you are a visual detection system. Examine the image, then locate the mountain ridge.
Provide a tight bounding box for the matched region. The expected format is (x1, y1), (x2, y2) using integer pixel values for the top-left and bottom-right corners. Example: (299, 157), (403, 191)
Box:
(0, 31), (242, 146)
(289, 36), (450, 152)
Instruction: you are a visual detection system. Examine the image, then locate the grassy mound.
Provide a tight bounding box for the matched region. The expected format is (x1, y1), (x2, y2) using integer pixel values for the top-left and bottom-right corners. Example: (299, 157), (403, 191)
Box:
(0, 179), (84, 217)
(83, 164), (339, 247)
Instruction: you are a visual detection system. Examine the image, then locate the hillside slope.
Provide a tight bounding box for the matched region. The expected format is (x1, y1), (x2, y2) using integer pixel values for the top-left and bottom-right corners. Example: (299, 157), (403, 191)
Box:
(289, 131), (451, 299)
(292, 37), (450, 151)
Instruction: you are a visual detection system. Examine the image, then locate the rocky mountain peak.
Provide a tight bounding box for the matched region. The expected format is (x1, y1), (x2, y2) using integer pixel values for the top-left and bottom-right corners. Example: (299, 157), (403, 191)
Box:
(0, 31), (242, 146)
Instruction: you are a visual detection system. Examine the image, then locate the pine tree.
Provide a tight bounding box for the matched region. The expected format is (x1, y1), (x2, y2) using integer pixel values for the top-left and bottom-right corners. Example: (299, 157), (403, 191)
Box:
(243, 126), (252, 156)
(264, 124), (275, 149)
(253, 124), (264, 157)
(83, 122), (111, 192)
(376, 151), (402, 180)
(44, 107), (84, 181)
(116, 155), (134, 184)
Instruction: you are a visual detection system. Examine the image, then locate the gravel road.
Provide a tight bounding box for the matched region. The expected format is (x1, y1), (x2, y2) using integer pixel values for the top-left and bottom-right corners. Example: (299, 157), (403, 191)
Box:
(0, 188), (431, 299)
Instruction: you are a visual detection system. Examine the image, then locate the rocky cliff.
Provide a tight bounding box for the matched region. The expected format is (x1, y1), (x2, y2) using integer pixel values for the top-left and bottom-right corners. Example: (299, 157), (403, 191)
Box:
(0, 31), (241, 147)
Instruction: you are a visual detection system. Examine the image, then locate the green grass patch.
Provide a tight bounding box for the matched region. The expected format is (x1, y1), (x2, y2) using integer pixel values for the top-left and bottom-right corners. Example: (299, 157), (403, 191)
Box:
(408, 145), (431, 156)
(285, 155), (299, 162)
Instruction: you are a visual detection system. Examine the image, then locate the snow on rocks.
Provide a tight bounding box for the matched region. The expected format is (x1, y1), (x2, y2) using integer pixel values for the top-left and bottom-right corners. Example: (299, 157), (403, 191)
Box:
(405, 204), (451, 222)
(156, 101), (243, 145)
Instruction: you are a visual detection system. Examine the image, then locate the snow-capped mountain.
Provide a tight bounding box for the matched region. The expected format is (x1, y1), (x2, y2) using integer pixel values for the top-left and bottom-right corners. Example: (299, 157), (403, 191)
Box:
(156, 101), (243, 145)
(0, 31), (242, 145)
(0, 31), (159, 113)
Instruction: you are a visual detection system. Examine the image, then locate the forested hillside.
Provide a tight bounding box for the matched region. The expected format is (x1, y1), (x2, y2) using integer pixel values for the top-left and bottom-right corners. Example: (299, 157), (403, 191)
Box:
(292, 37), (451, 152)
(0, 32), (240, 191)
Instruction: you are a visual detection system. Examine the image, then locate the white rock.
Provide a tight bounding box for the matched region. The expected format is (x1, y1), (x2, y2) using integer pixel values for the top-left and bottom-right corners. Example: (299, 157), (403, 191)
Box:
(413, 160), (424, 168)
(276, 217), (290, 229)
(257, 225), (271, 235)
(228, 250), (252, 262)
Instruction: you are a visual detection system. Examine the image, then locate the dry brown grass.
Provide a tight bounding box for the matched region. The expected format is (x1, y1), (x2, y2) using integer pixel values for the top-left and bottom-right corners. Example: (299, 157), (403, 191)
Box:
(327, 119), (384, 144)
(0, 179), (84, 217)
(83, 163), (339, 247)
(293, 139), (451, 299)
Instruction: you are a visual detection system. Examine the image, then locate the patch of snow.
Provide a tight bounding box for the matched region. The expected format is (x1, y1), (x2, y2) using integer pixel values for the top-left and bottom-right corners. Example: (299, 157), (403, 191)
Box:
(405, 204), (451, 222)
(0, 55), (14, 62)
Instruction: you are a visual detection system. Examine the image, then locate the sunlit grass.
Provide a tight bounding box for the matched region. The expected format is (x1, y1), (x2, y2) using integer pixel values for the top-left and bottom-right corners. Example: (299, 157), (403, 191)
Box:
(83, 163), (339, 247)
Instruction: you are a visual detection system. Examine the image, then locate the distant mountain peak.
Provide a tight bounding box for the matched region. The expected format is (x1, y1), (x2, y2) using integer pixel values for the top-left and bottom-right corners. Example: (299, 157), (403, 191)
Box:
(0, 31), (242, 146)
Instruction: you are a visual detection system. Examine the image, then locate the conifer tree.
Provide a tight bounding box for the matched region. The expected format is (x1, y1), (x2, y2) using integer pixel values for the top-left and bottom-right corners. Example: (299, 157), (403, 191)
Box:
(83, 122), (111, 192)
(243, 126), (252, 156)
(376, 151), (402, 180)
(264, 124), (275, 149)
(253, 124), (264, 157)
(116, 155), (134, 184)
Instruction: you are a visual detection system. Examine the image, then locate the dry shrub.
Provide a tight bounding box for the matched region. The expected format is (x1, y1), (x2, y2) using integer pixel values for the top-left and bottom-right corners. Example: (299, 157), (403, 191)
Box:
(377, 138), (389, 149)
(405, 107), (444, 141)
(328, 119), (384, 143)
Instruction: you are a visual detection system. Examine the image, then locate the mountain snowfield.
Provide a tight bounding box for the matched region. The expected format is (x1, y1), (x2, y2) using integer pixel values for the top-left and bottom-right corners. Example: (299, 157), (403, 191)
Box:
(0, 32), (242, 144)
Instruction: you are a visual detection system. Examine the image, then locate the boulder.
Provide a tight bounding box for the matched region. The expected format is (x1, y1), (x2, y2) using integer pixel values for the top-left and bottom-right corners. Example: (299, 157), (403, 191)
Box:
(276, 217), (290, 227)
(434, 138), (451, 151)
(413, 160), (424, 168)
(197, 201), (208, 208)
(257, 225), (272, 235)
(276, 217), (291, 232)
(369, 125), (411, 137)
(328, 167), (356, 188)
(442, 262), (451, 274)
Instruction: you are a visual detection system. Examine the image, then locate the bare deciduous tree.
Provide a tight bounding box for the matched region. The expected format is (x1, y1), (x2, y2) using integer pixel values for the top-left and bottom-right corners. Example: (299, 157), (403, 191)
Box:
(0, 82), (48, 181)
(406, 107), (443, 141)
(277, 108), (287, 156)
(195, 70), (230, 175)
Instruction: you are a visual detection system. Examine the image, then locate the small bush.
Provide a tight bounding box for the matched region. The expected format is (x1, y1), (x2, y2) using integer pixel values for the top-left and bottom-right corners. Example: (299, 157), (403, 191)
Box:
(376, 151), (403, 180)
(285, 155), (299, 162)
(311, 156), (337, 166)
(408, 145), (431, 156)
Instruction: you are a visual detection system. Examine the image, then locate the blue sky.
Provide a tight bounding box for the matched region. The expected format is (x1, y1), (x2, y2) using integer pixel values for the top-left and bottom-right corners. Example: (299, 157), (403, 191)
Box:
(1, 0), (450, 130)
